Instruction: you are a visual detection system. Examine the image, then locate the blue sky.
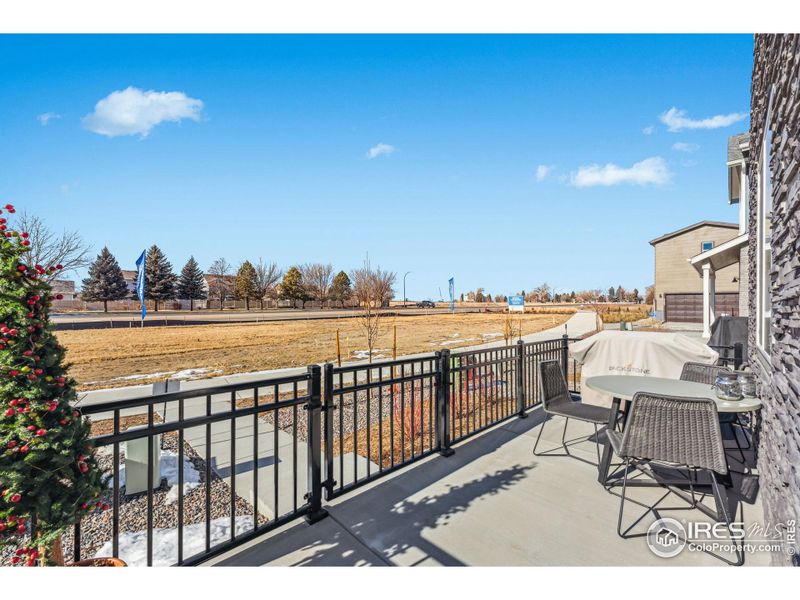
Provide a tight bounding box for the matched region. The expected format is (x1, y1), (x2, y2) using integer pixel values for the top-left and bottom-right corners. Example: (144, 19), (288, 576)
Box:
(0, 34), (753, 299)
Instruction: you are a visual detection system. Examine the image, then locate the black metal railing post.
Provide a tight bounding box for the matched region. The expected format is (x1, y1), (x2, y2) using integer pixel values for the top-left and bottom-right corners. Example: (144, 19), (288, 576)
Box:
(516, 340), (527, 418)
(733, 342), (744, 370)
(305, 364), (328, 524)
(322, 362), (335, 499)
(437, 350), (454, 456)
(561, 334), (570, 381)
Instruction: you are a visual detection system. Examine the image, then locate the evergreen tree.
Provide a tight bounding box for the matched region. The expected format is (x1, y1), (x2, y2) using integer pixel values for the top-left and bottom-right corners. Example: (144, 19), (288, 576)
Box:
(144, 245), (177, 312)
(235, 261), (258, 310)
(278, 266), (306, 303)
(329, 270), (352, 303)
(80, 247), (129, 312)
(176, 256), (207, 311)
(608, 286), (616, 302)
(0, 202), (106, 566)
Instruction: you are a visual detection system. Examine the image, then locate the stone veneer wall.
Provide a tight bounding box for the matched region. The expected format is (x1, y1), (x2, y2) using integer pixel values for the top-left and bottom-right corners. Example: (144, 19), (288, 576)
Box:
(739, 246), (749, 317)
(748, 34), (800, 566)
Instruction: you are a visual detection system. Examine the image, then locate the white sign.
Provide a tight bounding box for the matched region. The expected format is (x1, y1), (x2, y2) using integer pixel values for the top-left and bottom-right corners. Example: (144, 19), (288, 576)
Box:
(508, 295), (525, 312)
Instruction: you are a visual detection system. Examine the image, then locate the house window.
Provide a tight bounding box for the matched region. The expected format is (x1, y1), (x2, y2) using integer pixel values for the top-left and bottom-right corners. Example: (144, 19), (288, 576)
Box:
(756, 88), (774, 355)
(701, 241), (714, 252)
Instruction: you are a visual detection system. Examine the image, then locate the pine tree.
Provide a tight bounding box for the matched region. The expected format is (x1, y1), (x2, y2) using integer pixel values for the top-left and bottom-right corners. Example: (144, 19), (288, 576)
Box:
(144, 245), (177, 312)
(80, 247), (129, 312)
(234, 261), (258, 310)
(0, 202), (106, 566)
(330, 270), (352, 303)
(278, 266), (306, 304)
(176, 256), (207, 311)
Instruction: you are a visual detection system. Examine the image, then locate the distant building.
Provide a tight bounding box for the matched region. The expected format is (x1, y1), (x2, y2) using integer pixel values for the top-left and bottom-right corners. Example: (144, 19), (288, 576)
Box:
(51, 279), (76, 301)
(121, 269), (138, 296)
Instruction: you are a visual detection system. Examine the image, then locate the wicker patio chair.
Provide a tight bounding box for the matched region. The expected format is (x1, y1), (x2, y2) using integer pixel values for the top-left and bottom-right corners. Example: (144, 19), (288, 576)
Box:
(680, 361), (750, 464)
(680, 361), (731, 385)
(607, 392), (744, 565)
(533, 360), (615, 466)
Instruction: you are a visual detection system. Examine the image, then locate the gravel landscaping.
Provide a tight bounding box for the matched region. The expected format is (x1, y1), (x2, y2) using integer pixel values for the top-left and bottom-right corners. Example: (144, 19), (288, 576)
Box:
(0, 432), (262, 566)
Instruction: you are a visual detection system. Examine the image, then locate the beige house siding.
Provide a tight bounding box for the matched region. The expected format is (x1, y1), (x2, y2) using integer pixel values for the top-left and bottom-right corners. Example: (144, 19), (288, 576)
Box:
(652, 223), (740, 312)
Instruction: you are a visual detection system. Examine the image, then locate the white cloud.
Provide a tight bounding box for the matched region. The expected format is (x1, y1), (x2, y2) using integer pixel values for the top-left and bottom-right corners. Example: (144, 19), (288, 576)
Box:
(82, 87), (204, 138)
(37, 112), (61, 126)
(672, 142), (699, 153)
(366, 143), (396, 159)
(642, 125), (655, 135)
(660, 107), (746, 132)
(535, 165), (553, 182)
(570, 156), (670, 188)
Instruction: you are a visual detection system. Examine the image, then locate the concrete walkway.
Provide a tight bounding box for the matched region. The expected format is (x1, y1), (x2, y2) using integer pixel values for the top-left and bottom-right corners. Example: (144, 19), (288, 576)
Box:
(160, 395), (376, 521)
(207, 408), (769, 567)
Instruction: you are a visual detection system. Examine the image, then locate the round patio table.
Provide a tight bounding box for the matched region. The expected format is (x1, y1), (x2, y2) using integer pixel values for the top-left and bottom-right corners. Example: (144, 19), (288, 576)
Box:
(585, 375), (761, 485)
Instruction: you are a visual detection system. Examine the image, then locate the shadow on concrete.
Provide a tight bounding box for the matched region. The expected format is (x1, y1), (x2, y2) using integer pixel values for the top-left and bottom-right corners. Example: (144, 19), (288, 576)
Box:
(216, 412), (543, 566)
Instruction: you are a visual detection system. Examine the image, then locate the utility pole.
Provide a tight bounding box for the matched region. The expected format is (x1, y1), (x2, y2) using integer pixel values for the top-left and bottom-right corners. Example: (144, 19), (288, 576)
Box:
(403, 271), (411, 308)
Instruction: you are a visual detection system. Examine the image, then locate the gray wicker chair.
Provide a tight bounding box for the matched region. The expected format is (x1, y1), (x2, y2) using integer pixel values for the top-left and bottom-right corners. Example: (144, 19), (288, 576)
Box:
(607, 392), (743, 565)
(533, 360), (614, 465)
(680, 361), (731, 385)
(680, 361), (750, 464)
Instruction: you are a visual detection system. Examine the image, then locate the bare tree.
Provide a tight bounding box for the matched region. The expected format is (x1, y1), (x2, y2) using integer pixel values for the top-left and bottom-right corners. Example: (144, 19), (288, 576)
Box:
(207, 257), (232, 310)
(254, 258), (282, 309)
(17, 212), (91, 280)
(350, 260), (396, 362)
(298, 263), (334, 303)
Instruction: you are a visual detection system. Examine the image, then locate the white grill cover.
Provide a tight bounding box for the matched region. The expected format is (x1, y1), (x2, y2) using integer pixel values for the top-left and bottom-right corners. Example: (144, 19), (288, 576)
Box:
(569, 331), (719, 407)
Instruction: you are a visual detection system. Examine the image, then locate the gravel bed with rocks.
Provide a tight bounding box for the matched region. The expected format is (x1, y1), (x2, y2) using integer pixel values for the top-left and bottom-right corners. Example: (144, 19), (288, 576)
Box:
(0, 432), (262, 566)
(254, 383), (435, 447)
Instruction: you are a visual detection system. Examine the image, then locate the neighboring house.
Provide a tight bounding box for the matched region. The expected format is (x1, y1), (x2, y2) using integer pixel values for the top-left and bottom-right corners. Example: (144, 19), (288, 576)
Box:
(203, 274), (237, 303)
(747, 34), (800, 566)
(121, 269), (138, 296)
(687, 133), (751, 336)
(51, 279), (76, 301)
(649, 221), (741, 329)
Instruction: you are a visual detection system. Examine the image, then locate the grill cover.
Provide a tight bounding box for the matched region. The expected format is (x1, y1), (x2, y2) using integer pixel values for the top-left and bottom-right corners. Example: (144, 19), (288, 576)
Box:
(708, 316), (748, 364)
(569, 330), (719, 407)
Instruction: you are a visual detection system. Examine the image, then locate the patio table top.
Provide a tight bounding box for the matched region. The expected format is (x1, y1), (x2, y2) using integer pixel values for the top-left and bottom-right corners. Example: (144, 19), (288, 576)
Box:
(585, 375), (762, 413)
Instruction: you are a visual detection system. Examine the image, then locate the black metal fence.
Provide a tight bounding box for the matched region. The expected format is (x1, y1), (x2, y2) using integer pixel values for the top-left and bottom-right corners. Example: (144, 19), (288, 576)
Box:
(72, 336), (577, 566)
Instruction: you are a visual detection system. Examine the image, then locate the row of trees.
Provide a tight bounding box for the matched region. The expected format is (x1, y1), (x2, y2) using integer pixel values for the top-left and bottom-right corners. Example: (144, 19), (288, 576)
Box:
(459, 283), (649, 305)
(80, 245), (396, 313)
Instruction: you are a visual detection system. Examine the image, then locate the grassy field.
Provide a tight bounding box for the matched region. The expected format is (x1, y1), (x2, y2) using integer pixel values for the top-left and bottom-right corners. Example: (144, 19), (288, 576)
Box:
(57, 312), (572, 390)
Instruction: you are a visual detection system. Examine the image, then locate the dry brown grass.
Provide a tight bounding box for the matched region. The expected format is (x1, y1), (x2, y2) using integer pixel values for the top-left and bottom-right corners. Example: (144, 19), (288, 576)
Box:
(57, 312), (571, 390)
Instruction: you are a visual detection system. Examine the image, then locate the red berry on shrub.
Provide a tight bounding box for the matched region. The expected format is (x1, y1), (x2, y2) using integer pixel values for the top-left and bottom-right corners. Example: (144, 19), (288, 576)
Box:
(10, 493), (21, 503)
(36, 429), (46, 436)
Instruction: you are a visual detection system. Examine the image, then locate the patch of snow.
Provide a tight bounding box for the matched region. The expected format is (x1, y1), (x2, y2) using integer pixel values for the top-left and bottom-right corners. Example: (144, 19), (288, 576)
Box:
(116, 450), (200, 504)
(113, 371), (174, 381)
(111, 367), (221, 382)
(480, 332), (503, 339)
(94, 516), (254, 566)
(351, 349), (390, 360)
(171, 368), (221, 380)
(439, 338), (476, 346)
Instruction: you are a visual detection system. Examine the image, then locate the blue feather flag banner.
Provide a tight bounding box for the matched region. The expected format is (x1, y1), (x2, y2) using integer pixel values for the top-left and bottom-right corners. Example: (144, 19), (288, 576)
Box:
(448, 277), (455, 314)
(135, 250), (146, 321)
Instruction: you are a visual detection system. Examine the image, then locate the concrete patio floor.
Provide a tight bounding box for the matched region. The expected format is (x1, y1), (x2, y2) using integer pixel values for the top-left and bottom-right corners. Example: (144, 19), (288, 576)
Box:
(207, 407), (771, 567)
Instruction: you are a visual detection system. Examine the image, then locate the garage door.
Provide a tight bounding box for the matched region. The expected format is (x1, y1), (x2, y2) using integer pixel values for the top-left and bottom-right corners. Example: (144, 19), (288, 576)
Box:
(664, 293), (739, 323)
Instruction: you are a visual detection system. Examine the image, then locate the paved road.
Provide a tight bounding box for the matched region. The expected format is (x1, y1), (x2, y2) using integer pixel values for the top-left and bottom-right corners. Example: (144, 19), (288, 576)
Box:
(52, 307), (484, 330)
